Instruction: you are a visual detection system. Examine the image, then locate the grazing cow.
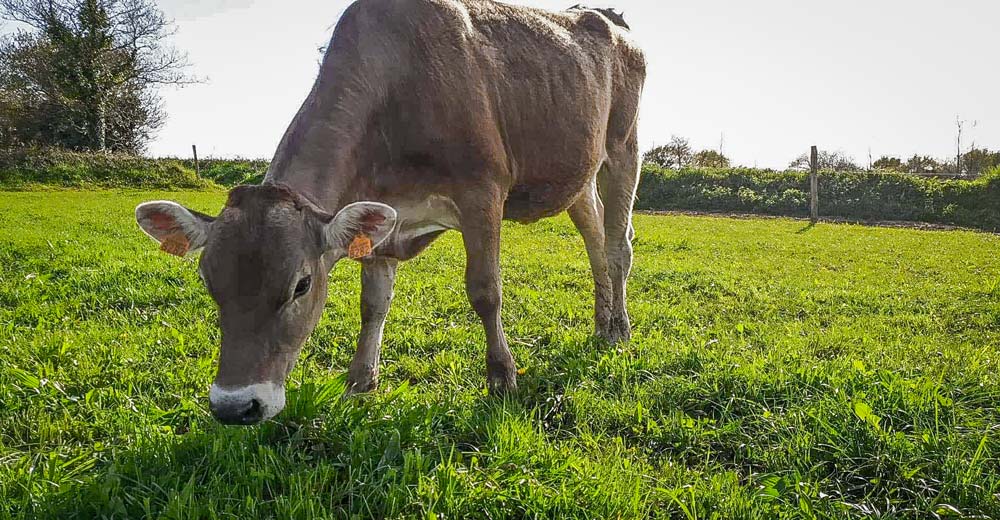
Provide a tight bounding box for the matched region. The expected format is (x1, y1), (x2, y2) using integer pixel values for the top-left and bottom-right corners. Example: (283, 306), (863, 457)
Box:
(135, 0), (645, 425)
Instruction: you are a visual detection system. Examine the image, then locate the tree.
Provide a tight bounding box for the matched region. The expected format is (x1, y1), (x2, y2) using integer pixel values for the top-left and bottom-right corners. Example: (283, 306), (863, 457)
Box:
(788, 150), (860, 172)
(642, 144), (673, 169)
(664, 135), (692, 169)
(691, 149), (730, 168)
(904, 155), (941, 174)
(961, 148), (1000, 176)
(0, 0), (192, 152)
(872, 156), (904, 172)
(643, 135), (692, 169)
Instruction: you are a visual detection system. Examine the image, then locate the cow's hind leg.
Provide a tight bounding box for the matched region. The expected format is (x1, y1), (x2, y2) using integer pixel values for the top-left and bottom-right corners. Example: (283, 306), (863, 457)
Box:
(597, 135), (641, 344)
(346, 257), (398, 395)
(568, 180), (614, 341)
(459, 188), (517, 394)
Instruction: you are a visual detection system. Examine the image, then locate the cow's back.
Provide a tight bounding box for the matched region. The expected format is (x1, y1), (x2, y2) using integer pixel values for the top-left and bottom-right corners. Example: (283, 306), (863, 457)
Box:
(272, 0), (645, 221)
(366, 0), (644, 219)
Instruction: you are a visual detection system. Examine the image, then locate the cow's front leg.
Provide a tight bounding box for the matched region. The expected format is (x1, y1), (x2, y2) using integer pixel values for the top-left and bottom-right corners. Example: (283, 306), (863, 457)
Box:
(346, 257), (397, 395)
(460, 195), (517, 395)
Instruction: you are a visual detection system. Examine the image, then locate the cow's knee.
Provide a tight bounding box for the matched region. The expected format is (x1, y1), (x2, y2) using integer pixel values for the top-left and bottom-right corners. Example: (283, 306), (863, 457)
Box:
(347, 259), (397, 396)
(466, 277), (501, 319)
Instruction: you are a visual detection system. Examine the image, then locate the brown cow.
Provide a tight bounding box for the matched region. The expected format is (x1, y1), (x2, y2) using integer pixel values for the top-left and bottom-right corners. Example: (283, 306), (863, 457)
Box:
(136, 0), (646, 425)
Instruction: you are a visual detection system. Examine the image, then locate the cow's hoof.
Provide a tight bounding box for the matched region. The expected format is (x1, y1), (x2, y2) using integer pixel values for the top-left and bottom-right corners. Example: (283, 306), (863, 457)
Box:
(595, 314), (612, 340)
(345, 375), (379, 396)
(487, 368), (518, 396)
(598, 313), (631, 345)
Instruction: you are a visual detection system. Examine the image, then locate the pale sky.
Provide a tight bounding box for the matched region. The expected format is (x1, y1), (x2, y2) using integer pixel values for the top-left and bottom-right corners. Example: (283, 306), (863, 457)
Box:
(150, 0), (999, 169)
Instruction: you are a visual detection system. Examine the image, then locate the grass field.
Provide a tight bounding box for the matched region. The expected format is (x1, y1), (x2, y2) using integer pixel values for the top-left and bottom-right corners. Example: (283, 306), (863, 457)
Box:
(1, 191), (999, 519)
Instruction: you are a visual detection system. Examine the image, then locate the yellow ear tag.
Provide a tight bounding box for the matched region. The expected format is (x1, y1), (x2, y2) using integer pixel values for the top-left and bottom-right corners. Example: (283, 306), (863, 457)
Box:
(348, 234), (373, 260)
(160, 232), (190, 257)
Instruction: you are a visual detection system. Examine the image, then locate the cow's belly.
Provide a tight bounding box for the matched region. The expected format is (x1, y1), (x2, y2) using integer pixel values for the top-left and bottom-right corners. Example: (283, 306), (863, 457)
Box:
(502, 180), (587, 223)
(499, 105), (610, 223)
(380, 153), (603, 258)
(503, 158), (604, 223)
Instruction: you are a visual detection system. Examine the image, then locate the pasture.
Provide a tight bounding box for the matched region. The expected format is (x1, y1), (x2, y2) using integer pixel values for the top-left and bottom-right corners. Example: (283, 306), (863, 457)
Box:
(1, 190), (999, 519)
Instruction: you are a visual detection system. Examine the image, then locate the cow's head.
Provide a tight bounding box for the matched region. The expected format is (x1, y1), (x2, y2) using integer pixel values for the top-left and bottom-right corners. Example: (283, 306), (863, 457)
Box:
(135, 185), (396, 425)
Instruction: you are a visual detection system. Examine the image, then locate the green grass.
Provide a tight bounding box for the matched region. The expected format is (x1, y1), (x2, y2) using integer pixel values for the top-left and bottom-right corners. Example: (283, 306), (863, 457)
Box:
(1, 191), (999, 519)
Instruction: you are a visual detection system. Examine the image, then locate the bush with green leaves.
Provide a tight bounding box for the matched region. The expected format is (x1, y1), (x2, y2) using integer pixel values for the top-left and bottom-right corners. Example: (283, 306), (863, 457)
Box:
(0, 148), (214, 189)
(176, 158), (269, 186)
(636, 165), (1000, 231)
(0, 148), (272, 189)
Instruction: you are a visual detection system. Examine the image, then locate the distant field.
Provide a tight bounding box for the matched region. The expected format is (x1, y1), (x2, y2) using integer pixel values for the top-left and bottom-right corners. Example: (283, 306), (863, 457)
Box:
(1, 191), (999, 519)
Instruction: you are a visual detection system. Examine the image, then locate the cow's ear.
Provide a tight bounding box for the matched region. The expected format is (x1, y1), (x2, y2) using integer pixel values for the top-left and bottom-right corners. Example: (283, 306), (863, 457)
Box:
(135, 201), (214, 257)
(324, 202), (397, 260)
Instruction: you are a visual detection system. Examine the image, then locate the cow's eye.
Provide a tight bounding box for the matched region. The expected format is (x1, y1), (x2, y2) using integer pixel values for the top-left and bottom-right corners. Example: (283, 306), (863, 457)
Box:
(294, 276), (312, 299)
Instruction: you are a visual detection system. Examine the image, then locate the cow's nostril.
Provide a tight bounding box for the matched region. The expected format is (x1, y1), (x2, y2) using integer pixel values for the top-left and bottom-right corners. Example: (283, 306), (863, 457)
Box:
(240, 398), (263, 424)
(210, 384), (282, 425)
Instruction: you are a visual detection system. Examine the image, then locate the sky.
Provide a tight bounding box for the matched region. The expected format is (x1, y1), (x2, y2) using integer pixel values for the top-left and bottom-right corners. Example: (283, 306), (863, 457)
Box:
(148, 0), (999, 169)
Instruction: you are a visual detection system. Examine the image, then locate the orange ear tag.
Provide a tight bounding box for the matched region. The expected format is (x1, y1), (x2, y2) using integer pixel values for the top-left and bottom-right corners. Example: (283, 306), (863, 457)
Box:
(348, 234), (373, 260)
(160, 232), (190, 257)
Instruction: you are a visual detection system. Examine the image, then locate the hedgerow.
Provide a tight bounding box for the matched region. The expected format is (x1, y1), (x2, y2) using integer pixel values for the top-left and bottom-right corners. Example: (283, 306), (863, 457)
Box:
(0, 149), (271, 190)
(2, 149), (998, 231)
(175, 157), (269, 186)
(0, 148), (215, 190)
(636, 165), (1000, 231)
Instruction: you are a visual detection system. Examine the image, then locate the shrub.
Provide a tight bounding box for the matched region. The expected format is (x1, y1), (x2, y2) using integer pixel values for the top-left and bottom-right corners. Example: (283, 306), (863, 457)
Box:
(636, 165), (1000, 231)
(0, 148), (216, 190)
(0, 149), (270, 189)
(175, 158), (269, 186)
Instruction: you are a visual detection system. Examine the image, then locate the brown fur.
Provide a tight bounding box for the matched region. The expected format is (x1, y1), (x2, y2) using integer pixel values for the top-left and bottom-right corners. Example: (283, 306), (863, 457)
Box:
(226, 184), (304, 210)
(147, 0), (646, 419)
(266, 0), (646, 224)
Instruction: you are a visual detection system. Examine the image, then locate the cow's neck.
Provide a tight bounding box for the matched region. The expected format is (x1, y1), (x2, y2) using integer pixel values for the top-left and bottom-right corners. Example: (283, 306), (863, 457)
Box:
(264, 80), (377, 214)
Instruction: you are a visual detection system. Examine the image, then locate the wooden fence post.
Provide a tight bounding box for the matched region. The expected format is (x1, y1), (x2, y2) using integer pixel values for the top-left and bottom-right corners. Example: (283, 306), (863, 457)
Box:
(192, 144), (200, 178)
(809, 145), (819, 223)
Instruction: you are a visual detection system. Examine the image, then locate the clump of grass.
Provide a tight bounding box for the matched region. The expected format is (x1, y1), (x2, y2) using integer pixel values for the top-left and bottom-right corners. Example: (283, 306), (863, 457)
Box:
(1, 191), (998, 518)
